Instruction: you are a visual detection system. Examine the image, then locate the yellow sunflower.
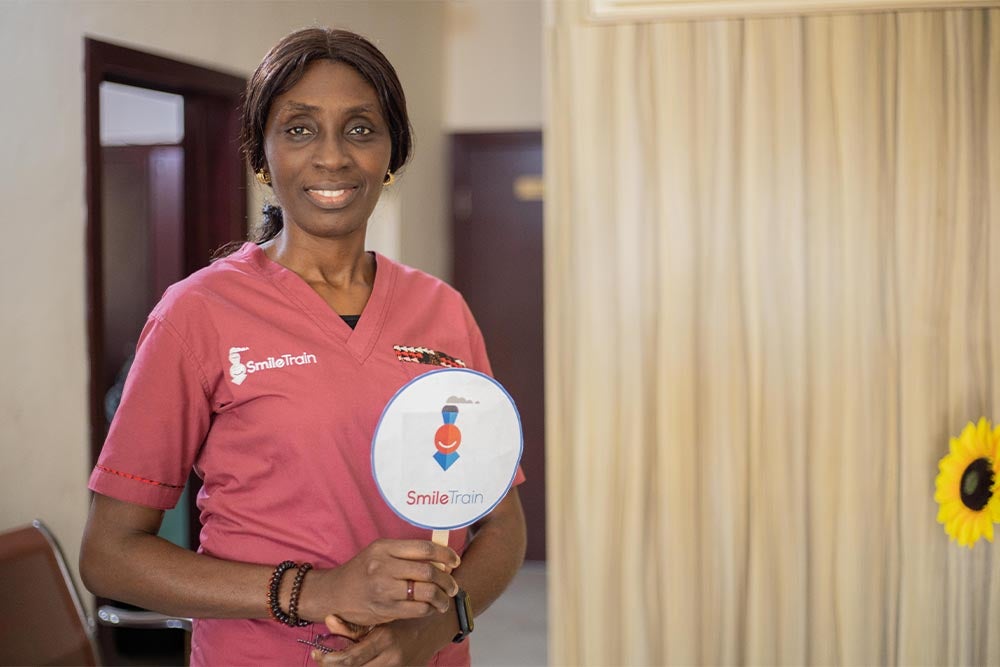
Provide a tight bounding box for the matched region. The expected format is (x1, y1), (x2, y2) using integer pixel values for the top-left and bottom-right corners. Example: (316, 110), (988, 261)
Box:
(935, 418), (1000, 548)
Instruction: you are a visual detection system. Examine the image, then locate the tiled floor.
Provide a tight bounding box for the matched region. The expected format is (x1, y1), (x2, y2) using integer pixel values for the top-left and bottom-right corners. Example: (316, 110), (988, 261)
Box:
(470, 561), (547, 666)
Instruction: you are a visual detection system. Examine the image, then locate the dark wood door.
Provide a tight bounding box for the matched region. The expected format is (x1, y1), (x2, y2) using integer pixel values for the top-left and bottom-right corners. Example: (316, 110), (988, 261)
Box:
(101, 145), (183, 402)
(451, 132), (546, 561)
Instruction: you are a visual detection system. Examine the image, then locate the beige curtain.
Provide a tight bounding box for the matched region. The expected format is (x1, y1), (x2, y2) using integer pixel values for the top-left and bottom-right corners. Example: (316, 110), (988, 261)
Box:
(545, 5), (1000, 665)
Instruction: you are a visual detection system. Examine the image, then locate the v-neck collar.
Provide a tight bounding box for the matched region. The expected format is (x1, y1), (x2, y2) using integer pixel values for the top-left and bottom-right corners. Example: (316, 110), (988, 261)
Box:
(240, 242), (397, 364)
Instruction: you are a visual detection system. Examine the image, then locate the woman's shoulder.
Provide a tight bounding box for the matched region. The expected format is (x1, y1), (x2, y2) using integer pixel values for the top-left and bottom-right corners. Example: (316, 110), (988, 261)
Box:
(152, 243), (263, 321)
(376, 252), (465, 304)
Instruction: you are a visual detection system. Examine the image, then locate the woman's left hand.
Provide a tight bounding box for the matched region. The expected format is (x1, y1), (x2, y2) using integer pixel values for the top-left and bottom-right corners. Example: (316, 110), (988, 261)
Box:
(309, 614), (449, 667)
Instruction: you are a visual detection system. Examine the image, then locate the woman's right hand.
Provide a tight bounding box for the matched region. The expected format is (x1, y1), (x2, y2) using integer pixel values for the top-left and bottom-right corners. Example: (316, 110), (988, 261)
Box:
(299, 539), (461, 627)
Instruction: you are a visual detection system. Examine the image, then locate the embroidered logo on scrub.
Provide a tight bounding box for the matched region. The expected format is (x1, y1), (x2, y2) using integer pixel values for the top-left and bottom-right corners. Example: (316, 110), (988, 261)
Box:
(228, 346), (318, 385)
(394, 345), (466, 368)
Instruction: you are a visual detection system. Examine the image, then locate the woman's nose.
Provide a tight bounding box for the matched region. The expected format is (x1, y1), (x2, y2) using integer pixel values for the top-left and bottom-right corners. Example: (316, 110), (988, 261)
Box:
(313, 133), (352, 170)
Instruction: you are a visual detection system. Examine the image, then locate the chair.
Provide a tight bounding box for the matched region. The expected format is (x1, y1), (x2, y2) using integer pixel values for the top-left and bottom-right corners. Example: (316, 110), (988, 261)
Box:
(0, 520), (193, 667)
(96, 604), (192, 666)
(0, 520), (99, 665)
(96, 606), (192, 633)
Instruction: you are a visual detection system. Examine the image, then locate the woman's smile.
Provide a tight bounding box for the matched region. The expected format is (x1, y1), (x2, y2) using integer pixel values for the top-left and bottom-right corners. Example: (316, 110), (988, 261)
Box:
(304, 184), (360, 209)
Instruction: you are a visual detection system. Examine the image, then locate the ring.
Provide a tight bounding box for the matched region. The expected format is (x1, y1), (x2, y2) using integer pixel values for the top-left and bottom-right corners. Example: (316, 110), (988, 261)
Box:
(406, 580), (415, 601)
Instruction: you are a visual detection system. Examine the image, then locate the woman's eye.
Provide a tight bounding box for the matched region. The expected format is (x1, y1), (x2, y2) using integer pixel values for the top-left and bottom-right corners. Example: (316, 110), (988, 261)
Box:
(348, 126), (373, 136)
(286, 126), (313, 137)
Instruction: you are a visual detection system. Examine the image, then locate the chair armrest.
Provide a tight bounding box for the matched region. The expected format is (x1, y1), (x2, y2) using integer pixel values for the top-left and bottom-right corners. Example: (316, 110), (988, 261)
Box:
(97, 605), (193, 633)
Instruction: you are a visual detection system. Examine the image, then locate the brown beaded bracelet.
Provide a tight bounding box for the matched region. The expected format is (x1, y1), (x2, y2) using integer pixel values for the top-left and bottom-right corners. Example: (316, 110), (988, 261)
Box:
(287, 562), (313, 626)
(266, 560), (311, 627)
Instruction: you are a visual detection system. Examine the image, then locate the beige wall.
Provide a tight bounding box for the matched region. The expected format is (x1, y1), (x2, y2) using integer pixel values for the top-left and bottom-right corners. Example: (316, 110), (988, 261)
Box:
(0, 0), (446, 592)
(444, 0), (543, 130)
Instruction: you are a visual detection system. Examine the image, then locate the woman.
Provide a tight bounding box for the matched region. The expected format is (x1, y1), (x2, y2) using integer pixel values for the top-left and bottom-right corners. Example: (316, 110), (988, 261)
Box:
(80, 27), (526, 666)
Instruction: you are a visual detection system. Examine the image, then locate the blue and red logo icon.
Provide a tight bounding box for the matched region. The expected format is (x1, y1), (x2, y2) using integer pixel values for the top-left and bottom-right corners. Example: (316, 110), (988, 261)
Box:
(434, 404), (462, 470)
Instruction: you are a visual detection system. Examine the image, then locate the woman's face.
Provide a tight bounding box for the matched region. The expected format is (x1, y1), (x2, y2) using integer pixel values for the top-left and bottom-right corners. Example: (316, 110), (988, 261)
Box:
(262, 60), (392, 242)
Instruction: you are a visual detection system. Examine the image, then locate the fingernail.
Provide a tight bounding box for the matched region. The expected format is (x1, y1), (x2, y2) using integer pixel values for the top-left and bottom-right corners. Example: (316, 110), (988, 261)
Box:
(311, 649), (320, 661)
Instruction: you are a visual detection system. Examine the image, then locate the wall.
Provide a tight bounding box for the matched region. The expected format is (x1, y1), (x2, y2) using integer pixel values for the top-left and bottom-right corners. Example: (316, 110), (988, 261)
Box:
(444, 0), (543, 130)
(0, 0), (445, 592)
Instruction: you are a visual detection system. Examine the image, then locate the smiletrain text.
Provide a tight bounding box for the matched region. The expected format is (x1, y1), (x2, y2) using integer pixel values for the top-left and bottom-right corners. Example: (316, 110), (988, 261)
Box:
(406, 489), (485, 506)
(245, 353), (318, 373)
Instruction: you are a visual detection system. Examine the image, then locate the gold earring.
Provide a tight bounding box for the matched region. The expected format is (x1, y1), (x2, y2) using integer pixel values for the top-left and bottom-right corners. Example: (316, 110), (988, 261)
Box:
(383, 171), (395, 187)
(255, 169), (271, 186)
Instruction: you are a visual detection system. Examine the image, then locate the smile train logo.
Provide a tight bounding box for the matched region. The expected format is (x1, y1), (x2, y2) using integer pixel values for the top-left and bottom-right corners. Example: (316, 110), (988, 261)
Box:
(229, 346), (250, 385)
(227, 346), (318, 385)
(433, 404), (462, 470)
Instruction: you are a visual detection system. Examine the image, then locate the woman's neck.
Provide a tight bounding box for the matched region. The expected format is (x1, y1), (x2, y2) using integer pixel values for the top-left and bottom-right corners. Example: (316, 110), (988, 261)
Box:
(261, 227), (374, 291)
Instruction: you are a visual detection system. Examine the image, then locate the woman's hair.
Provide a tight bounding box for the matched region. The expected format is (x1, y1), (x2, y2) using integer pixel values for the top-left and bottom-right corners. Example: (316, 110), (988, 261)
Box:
(240, 27), (412, 245)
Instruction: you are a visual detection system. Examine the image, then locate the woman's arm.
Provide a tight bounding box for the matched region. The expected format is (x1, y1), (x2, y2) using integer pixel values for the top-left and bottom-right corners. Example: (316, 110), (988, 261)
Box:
(81, 494), (266, 618)
(80, 494), (461, 624)
(452, 485), (528, 616)
(311, 487), (528, 665)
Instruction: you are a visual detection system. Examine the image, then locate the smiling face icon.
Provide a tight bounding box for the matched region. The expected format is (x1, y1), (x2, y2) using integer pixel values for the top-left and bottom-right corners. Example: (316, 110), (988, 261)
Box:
(433, 404), (462, 470)
(435, 424), (461, 454)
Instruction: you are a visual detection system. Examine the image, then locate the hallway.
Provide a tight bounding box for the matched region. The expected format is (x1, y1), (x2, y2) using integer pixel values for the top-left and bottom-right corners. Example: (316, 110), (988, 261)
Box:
(471, 562), (547, 666)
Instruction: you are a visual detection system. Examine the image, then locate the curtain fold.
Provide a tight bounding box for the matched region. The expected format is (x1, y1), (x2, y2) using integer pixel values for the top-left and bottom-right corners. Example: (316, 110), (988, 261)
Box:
(546, 5), (1000, 664)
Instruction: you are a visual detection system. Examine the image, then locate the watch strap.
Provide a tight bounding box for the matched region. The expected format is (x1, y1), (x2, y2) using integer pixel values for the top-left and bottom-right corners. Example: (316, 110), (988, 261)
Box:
(452, 588), (474, 643)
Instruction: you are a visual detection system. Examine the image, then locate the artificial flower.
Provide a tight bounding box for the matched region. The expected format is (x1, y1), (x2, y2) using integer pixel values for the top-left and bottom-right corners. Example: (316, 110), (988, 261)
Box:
(935, 418), (1000, 548)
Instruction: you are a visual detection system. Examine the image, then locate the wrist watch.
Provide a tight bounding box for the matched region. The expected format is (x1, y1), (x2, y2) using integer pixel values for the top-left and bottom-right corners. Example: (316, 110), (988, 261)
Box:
(452, 589), (474, 643)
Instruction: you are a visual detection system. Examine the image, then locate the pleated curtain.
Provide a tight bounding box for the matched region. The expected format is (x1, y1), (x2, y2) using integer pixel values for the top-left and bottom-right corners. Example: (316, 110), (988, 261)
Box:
(545, 4), (1000, 664)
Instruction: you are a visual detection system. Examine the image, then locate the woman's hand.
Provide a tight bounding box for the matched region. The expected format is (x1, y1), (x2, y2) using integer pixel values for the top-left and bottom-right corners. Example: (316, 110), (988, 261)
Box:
(306, 489), (527, 665)
(299, 539), (461, 627)
(309, 613), (452, 667)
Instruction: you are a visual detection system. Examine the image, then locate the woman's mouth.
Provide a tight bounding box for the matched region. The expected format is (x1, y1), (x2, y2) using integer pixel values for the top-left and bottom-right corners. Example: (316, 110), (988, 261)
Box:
(305, 186), (358, 209)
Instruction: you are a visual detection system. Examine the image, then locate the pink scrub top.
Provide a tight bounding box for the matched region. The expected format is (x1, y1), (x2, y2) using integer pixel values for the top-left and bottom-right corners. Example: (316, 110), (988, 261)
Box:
(90, 243), (524, 666)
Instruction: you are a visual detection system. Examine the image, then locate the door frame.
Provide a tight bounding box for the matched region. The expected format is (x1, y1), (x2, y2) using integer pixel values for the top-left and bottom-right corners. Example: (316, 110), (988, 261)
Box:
(84, 38), (247, 539)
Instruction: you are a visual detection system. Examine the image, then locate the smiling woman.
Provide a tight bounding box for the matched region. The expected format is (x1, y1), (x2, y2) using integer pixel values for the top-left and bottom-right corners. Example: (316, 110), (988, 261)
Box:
(80, 27), (526, 667)
(240, 29), (410, 253)
(261, 61), (392, 243)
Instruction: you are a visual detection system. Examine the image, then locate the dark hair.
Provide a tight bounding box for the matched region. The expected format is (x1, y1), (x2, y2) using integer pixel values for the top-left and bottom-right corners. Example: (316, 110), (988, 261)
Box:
(240, 27), (412, 246)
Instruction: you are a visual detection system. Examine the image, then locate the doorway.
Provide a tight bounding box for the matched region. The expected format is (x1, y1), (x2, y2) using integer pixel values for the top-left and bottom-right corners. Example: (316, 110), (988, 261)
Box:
(451, 132), (546, 561)
(84, 37), (246, 664)
(100, 81), (189, 550)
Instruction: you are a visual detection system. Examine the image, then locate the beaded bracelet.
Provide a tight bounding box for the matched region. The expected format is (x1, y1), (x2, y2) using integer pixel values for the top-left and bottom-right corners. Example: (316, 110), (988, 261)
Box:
(266, 560), (311, 627)
(287, 562), (313, 626)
